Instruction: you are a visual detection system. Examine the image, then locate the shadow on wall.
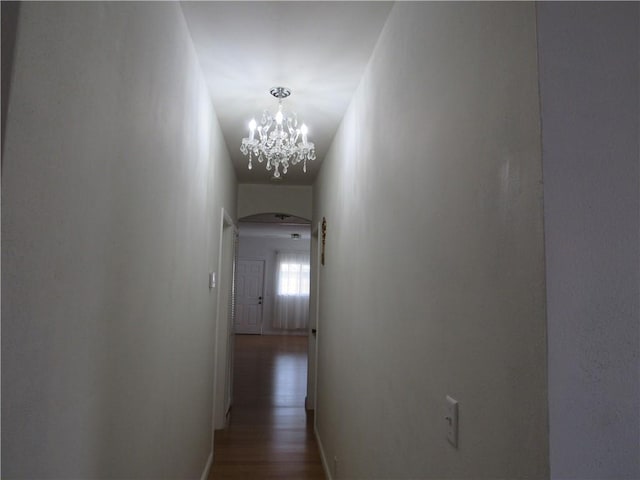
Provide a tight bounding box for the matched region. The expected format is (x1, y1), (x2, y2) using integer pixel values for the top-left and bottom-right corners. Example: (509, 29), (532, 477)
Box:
(1, 1), (21, 160)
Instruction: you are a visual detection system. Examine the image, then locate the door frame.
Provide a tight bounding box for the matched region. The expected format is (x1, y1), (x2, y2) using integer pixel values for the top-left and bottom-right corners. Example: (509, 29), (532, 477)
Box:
(212, 208), (237, 434)
(306, 220), (322, 412)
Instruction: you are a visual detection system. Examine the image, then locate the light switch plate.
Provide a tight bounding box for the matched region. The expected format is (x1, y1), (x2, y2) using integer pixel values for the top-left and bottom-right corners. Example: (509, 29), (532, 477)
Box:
(209, 272), (216, 289)
(446, 395), (459, 447)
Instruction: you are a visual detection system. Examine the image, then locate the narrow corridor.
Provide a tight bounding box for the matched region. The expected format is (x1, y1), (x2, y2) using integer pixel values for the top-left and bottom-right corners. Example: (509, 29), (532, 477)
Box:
(209, 335), (325, 479)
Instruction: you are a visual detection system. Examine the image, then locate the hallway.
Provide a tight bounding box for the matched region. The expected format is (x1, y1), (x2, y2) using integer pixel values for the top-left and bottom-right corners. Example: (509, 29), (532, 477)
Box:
(2, 3), (638, 479)
(210, 335), (325, 479)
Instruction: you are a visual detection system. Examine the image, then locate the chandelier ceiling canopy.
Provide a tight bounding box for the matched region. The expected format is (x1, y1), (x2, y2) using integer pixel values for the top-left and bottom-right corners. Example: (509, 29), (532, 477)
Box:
(240, 87), (316, 179)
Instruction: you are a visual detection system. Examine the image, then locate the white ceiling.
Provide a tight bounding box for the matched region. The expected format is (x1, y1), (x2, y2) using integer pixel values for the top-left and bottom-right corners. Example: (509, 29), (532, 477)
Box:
(240, 213), (310, 224)
(239, 213), (311, 239)
(181, 1), (393, 185)
(239, 222), (311, 239)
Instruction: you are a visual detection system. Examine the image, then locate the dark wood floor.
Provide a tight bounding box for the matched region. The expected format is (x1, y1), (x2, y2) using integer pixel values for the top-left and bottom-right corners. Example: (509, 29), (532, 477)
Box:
(209, 335), (326, 479)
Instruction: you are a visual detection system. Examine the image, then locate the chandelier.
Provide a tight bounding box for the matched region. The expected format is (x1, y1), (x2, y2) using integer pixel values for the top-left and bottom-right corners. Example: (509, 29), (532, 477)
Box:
(240, 87), (316, 179)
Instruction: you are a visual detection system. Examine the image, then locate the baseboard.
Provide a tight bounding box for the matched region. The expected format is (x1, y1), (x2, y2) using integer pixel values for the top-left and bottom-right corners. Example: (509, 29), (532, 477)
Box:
(305, 394), (316, 411)
(314, 424), (332, 480)
(200, 451), (212, 480)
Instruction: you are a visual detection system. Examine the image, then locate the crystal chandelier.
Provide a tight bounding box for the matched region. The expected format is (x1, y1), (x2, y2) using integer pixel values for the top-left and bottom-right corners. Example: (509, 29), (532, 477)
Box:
(240, 87), (316, 178)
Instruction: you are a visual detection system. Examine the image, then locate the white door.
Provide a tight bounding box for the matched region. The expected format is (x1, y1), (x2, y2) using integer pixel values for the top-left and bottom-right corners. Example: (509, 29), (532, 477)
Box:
(235, 259), (264, 334)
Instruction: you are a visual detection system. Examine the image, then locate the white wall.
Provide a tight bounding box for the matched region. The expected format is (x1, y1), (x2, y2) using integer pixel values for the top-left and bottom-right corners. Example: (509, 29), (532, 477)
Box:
(538, 3), (640, 479)
(313, 3), (547, 478)
(1, 3), (237, 478)
(238, 235), (310, 335)
(238, 183), (312, 220)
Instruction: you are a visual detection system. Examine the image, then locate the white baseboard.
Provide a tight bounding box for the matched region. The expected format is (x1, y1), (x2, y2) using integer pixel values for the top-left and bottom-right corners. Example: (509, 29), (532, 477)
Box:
(314, 424), (332, 480)
(200, 451), (213, 480)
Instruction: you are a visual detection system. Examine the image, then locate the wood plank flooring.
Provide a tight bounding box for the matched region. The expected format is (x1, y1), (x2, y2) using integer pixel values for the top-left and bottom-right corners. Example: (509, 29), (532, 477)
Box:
(209, 335), (326, 479)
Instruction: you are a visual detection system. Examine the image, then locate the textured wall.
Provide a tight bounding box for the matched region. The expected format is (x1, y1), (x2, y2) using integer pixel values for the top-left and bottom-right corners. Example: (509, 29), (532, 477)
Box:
(1, 3), (236, 478)
(538, 3), (640, 478)
(313, 3), (548, 478)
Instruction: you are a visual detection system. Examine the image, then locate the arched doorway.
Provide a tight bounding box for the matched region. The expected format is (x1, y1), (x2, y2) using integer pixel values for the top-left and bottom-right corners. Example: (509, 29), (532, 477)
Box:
(235, 213), (311, 336)
(211, 211), (325, 476)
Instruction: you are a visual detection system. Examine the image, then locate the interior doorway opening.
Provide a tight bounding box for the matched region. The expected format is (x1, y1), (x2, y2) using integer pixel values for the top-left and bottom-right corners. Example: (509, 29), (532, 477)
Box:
(233, 212), (314, 408)
(212, 208), (237, 432)
(235, 212), (311, 337)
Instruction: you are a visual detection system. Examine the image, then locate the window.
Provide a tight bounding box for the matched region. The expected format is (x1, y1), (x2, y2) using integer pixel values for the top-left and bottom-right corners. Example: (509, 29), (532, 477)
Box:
(278, 262), (310, 296)
(274, 251), (310, 329)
